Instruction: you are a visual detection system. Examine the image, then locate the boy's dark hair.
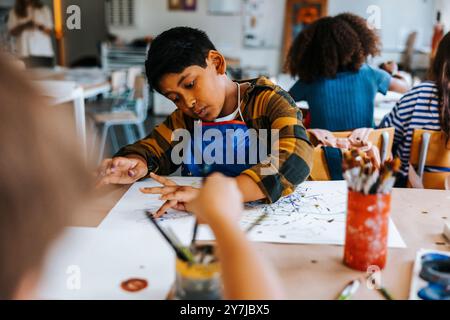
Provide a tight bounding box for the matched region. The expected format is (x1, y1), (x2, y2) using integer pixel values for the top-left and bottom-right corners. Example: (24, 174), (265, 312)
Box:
(286, 13), (380, 83)
(145, 27), (216, 92)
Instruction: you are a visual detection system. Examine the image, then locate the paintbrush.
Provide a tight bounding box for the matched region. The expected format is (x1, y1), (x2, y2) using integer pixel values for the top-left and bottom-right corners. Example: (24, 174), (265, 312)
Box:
(343, 149), (401, 195)
(366, 274), (395, 300)
(337, 279), (361, 300)
(191, 219), (199, 250)
(166, 226), (195, 262)
(146, 211), (194, 263)
(245, 212), (268, 234)
(377, 286), (395, 300)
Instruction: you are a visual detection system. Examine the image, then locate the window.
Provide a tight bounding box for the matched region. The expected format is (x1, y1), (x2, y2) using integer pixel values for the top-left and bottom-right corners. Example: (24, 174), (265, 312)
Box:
(107, 0), (135, 27)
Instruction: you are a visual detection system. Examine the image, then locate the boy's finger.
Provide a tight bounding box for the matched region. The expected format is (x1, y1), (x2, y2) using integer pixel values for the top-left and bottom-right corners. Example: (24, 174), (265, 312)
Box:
(95, 177), (108, 188)
(173, 203), (187, 212)
(154, 200), (177, 218)
(106, 166), (128, 177)
(98, 159), (112, 176)
(107, 161), (138, 176)
(150, 172), (177, 186)
(128, 166), (146, 179)
(110, 158), (125, 170)
(99, 174), (132, 186)
(95, 175), (117, 188)
(111, 158), (137, 172)
(139, 186), (178, 195)
(160, 189), (191, 202)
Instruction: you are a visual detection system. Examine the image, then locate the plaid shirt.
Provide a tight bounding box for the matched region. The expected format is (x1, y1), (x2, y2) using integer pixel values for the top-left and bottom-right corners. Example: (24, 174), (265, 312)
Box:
(116, 77), (313, 203)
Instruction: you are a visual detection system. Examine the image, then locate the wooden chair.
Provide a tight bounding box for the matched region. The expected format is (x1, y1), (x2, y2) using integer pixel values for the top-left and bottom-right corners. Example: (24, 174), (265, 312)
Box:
(408, 129), (450, 190)
(308, 128), (395, 181)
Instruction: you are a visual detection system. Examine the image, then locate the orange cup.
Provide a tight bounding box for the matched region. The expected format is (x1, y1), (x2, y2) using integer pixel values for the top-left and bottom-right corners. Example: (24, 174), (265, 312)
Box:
(344, 190), (391, 271)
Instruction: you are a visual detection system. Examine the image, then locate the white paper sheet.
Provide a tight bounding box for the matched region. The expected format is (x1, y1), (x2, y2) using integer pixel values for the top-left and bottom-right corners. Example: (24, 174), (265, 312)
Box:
(99, 177), (203, 245)
(99, 178), (406, 248)
(234, 181), (406, 247)
(36, 228), (175, 300)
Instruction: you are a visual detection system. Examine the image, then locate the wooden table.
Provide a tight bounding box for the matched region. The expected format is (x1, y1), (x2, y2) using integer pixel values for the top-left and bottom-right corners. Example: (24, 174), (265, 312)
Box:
(77, 185), (450, 300)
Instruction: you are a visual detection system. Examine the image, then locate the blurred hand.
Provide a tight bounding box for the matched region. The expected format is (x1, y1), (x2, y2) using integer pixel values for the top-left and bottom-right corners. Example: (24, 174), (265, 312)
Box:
(140, 173), (199, 218)
(96, 155), (148, 187)
(187, 173), (243, 227)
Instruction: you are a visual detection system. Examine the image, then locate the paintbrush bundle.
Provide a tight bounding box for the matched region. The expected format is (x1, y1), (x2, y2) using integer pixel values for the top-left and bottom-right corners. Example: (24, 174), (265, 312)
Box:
(146, 211), (218, 265)
(343, 149), (401, 195)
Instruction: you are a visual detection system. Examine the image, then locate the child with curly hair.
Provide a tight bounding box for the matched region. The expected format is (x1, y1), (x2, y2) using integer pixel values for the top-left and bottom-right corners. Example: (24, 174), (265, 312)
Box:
(286, 13), (410, 131)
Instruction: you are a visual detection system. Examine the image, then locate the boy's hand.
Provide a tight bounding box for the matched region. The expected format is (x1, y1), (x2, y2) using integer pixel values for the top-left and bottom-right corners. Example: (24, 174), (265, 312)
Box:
(140, 173), (199, 218)
(96, 155), (148, 187)
(187, 173), (243, 226)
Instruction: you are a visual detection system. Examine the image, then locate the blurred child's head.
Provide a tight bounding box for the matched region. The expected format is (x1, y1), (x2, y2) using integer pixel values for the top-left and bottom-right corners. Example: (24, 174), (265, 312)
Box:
(286, 13), (380, 82)
(430, 32), (450, 141)
(0, 55), (90, 299)
(145, 27), (230, 122)
(335, 13), (380, 58)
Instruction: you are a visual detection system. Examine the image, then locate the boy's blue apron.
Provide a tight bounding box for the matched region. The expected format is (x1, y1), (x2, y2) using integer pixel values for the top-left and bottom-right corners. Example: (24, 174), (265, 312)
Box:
(181, 120), (255, 177)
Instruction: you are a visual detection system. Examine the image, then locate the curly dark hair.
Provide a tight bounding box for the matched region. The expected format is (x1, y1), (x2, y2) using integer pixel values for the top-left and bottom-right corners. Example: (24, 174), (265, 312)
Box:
(336, 13), (381, 57)
(286, 13), (381, 83)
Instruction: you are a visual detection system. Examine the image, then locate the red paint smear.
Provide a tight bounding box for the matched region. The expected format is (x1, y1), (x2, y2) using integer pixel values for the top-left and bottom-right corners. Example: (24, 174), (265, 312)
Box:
(121, 278), (148, 292)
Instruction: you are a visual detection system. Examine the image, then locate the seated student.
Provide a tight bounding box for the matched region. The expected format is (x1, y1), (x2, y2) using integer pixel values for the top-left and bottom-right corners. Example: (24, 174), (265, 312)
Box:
(286, 13), (410, 132)
(97, 27), (313, 217)
(0, 54), (283, 300)
(379, 32), (450, 187)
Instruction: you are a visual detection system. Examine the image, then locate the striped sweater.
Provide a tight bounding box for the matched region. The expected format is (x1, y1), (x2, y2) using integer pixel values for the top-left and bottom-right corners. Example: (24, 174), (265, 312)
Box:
(116, 77), (314, 203)
(379, 81), (442, 177)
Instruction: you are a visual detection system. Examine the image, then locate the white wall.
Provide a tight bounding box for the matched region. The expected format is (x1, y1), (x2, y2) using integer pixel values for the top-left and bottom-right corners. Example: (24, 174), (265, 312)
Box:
(110, 0), (285, 76)
(110, 0), (437, 76)
(329, 0), (436, 50)
(436, 0), (450, 33)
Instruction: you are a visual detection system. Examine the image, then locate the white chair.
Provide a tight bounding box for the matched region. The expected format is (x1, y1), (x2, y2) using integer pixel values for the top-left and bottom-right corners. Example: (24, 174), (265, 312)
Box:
(92, 75), (149, 164)
(87, 66), (143, 110)
(87, 66), (145, 156)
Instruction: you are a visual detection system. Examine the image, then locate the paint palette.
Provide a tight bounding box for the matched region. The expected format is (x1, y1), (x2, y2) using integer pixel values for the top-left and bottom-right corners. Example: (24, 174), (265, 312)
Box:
(409, 249), (450, 300)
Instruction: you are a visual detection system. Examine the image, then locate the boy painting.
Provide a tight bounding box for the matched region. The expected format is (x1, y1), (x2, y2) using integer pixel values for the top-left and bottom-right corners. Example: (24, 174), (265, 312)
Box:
(98, 27), (313, 216)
